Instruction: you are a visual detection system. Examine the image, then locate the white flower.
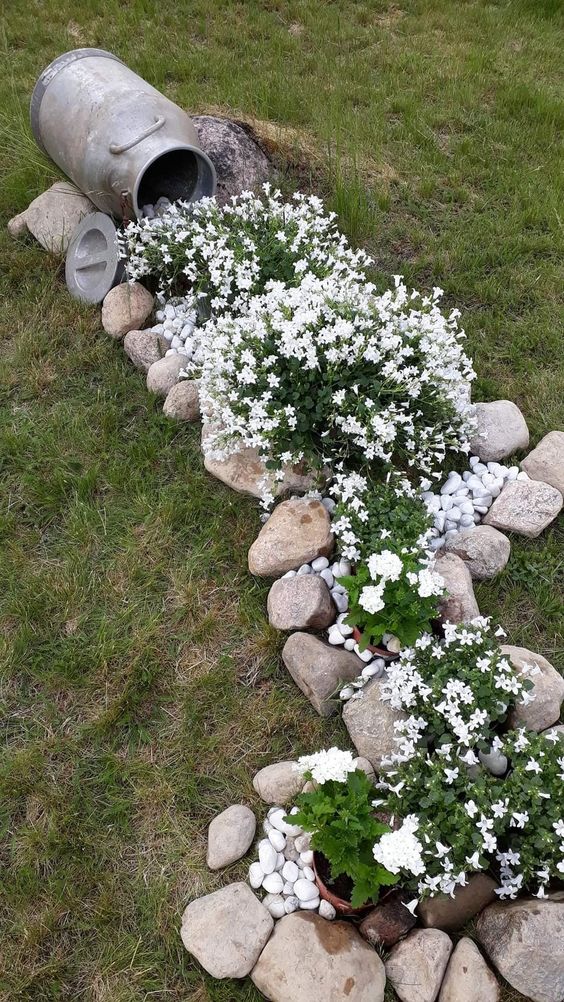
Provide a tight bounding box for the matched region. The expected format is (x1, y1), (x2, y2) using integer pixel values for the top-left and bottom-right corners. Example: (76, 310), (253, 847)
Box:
(359, 585), (386, 615)
(368, 550), (403, 582)
(373, 815), (425, 876)
(296, 748), (357, 785)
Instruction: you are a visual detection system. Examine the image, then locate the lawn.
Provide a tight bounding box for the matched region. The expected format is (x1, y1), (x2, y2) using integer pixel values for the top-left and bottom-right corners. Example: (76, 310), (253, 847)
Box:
(1, 1), (563, 1000)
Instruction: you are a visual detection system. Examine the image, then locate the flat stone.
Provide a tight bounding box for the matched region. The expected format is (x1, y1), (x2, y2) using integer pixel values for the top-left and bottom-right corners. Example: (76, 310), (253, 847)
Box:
(146, 355), (186, 397)
(180, 882), (273, 978)
(435, 553), (480, 624)
(24, 181), (95, 253)
(248, 499), (333, 577)
(359, 889), (417, 948)
(253, 761), (305, 804)
(123, 329), (167, 371)
(342, 678), (407, 771)
(386, 928), (453, 1002)
(438, 937), (499, 1002)
(469, 400), (529, 461)
(282, 632), (361, 717)
(251, 911), (386, 1002)
(102, 282), (154, 339)
(444, 526), (510, 580)
(192, 115), (272, 205)
(267, 575), (335, 631)
(521, 431), (564, 495)
(7, 211), (29, 238)
(418, 874), (498, 932)
(163, 379), (201, 421)
(202, 429), (320, 500)
(503, 645), (564, 731)
(484, 479), (562, 538)
(206, 804), (256, 870)
(476, 894), (564, 1002)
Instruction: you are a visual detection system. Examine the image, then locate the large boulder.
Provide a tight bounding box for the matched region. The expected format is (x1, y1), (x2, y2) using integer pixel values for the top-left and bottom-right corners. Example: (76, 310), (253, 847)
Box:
(438, 937), (499, 1002)
(342, 678), (407, 771)
(267, 575), (335, 631)
(484, 479), (563, 538)
(435, 553), (480, 624)
(146, 355), (186, 396)
(476, 895), (564, 1002)
(248, 499), (333, 577)
(418, 874), (498, 932)
(202, 432), (320, 500)
(123, 328), (167, 371)
(250, 911), (386, 1002)
(24, 181), (95, 253)
(444, 526), (510, 580)
(282, 632), (360, 717)
(163, 379), (201, 421)
(180, 882), (273, 978)
(386, 928), (453, 1002)
(503, 645), (564, 731)
(192, 115), (272, 204)
(469, 400), (529, 461)
(206, 804), (256, 870)
(253, 761), (305, 804)
(102, 282), (154, 339)
(521, 431), (564, 495)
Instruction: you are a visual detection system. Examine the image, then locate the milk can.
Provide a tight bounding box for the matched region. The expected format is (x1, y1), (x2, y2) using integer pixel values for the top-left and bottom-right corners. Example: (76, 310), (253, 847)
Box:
(30, 48), (216, 220)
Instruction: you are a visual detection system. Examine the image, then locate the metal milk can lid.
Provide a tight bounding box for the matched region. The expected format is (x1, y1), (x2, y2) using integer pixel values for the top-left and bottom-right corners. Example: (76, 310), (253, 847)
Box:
(65, 212), (124, 303)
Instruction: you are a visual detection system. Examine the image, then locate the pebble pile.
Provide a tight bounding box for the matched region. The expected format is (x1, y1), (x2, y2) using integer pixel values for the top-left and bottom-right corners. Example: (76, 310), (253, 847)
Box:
(248, 806), (336, 921)
(425, 457), (530, 551)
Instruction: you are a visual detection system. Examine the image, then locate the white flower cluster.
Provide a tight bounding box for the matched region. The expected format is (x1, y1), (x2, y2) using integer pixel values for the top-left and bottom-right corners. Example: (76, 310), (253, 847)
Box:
(372, 815), (425, 876)
(296, 748), (358, 785)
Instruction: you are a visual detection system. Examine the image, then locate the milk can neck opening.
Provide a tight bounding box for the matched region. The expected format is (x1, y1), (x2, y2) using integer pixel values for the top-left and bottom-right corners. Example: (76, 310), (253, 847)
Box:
(133, 146), (216, 217)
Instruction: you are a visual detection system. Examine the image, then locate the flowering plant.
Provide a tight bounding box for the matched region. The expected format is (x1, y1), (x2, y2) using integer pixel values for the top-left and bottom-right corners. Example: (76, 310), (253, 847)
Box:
(120, 185), (372, 305)
(201, 275), (475, 495)
(380, 619), (535, 763)
(290, 749), (398, 907)
(377, 729), (564, 900)
(331, 471), (444, 648)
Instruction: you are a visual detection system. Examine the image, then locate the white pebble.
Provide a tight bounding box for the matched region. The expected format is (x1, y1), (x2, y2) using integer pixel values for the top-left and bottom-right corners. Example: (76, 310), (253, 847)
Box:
(258, 840), (278, 875)
(282, 860), (299, 882)
(460, 514), (475, 527)
(321, 497), (336, 513)
(297, 564), (312, 575)
(328, 627), (346, 646)
(268, 829), (286, 852)
(294, 835), (311, 853)
(343, 638), (355, 651)
(445, 529), (459, 540)
(320, 568), (334, 588)
(294, 878), (318, 902)
(440, 472), (462, 494)
(264, 893), (286, 918)
(299, 849), (314, 866)
(263, 818), (273, 835)
(339, 685), (354, 699)
(337, 558), (352, 576)
(449, 507), (462, 522)
(299, 897), (320, 910)
(283, 881), (295, 896)
(269, 809), (302, 837)
(311, 556), (329, 572)
(506, 466), (519, 481)
(249, 862), (264, 888)
(337, 619), (353, 638)
(302, 865), (315, 882)
(319, 899), (336, 920)
(361, 663), (379, 680)
(262, 872), (284, 895)
(332, 591), (349, 613)
(440, 495), (454, 511)
(353, 644), (373, 663)
(275, 852), (285, 870)
(285, 895), (300, 914)
(282, 570), (297, 579)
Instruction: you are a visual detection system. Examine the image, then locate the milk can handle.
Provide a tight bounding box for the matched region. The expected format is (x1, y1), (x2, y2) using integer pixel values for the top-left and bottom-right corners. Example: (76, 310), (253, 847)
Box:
(109, 115), (165, 154)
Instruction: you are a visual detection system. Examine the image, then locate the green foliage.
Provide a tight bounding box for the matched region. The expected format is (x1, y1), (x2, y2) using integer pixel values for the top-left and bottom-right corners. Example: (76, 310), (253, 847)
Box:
(291, 770), (398, 908)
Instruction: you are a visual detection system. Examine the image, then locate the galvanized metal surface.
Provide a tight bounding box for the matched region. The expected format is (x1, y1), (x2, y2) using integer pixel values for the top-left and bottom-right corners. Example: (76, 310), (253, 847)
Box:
(65, 212), (123, 303)
(31, 48), (216, 219)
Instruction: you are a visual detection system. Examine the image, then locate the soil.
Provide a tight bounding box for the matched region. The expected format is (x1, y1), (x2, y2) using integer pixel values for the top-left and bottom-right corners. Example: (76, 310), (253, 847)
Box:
(315, 851), (355, 903)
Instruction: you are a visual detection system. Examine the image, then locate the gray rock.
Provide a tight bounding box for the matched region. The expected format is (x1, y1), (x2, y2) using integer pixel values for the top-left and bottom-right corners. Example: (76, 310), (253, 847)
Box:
(267, 575), (335, 631)
(484, 479), (563, 538)
(123, 328), (167, 371)
(386, 928), (453, 1002)
(503, 644), (564, 731)
(469, 400), (529, 461)
(207, 804), (256, 870)
(251, 911), (386, 1002)
(163, 379), (201, 421)
(435, 553), (480, 624)
(248, 499), (333, 577)
(342, 678), (407, 771)
(444, 526), (510, 580)
(253, 761), (304, 804)
(438, 937), (499, 1002)
(7, 211), (29, 238)
(102, 282), (154, 339)
(202, 428), (320, 499)
(192, 115), (272, 205)
(146, 355), (186, 397)
(476, 894), (564, 1002)
(521, 431), (564, 495)
(418, 874), (498, 932)
(282, 632), (361, 717)
(180, 882), (273, 978)
(24, 181), (95, 253)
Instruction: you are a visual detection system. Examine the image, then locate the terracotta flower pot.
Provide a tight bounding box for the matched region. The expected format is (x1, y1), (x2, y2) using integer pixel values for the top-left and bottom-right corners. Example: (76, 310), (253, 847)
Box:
(312, 851), (373, 916)
(351, 626), (399, 661)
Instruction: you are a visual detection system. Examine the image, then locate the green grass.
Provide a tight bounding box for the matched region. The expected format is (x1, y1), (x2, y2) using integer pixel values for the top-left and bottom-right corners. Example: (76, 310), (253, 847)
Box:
(1, 1), (563, 1000)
